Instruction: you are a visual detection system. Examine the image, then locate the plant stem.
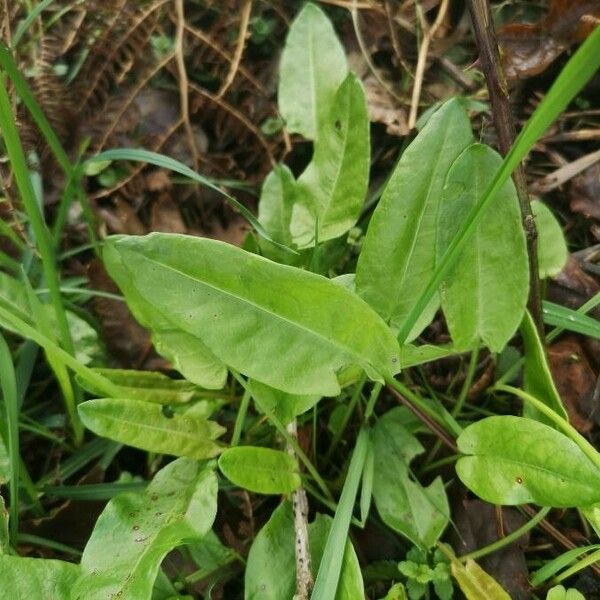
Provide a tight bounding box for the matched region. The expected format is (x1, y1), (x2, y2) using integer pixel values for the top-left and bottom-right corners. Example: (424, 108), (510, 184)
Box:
(286, 419), (313, 600)
(459, 506), (550, 562)
(230, 387), (251, 447)
(466, 0), (544, 338)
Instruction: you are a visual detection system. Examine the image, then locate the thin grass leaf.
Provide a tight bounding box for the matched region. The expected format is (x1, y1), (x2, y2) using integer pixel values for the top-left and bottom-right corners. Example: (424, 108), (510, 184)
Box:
(43, 481), (148, 501)
(0, 333), (19, 543)
(87, 149), (294, 253)
(530, 544), (600, 587)
(542, 301), (600, 340)
(312, 426), (369, 600)
(397, 25), (600, 343)
(11, 0), (57, 48)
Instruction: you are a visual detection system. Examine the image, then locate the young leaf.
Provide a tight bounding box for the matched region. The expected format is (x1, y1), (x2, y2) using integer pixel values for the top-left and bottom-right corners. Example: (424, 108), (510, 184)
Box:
(372, 408), (449, 549)
(249, 379), (320, 426)
(0, 555), (79, 599)
(456, 415), (600, 507)
(521, 310), (568, 424)
(546, 585), (585, 600)
(278, 2), (348, 139)
(533, 199), (567, 278)
(258, 164), (297, 247)
(291, 73), (370, 247)
(78, 398), (225, 459)
(104, 234), (400, 396)
(218, 447), (301, 495)
(73, 459), (217, 600)
(437, 143), (528, 352)
(103, 244), (228, 389)
(356, 99), (473, 340)
(244, 502), (363, 600)
(450, 558), (511, 600)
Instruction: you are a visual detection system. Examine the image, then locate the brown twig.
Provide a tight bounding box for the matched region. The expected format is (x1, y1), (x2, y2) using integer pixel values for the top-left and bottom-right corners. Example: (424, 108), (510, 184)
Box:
(216, 0), (252, 99)
(286, 420), (313, 600)
(408, 0), (450, 129)
(467, 0), (544, 338)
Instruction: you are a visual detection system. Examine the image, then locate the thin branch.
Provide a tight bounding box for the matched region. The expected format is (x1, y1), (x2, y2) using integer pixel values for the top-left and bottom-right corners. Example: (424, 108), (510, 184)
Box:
(408, 0), (450, 129)
(175, 0), (201, 170)
(467, 0), (544, 337)
(216, 0), (252, 99)
(286, 420), (313, 600)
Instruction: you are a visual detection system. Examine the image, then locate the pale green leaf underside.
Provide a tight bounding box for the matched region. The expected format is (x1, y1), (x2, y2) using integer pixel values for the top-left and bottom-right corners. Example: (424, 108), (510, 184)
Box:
(244, 502), (363, 600)
(456, 416), (600, 507)
(219, 446), (301, 494)
(0, 555), (79, 600)
(291, 73), (370, 247)
(103, 243), (227, 389)
(78, 398), (226, 459)
(278, 2), (348, 140)
(533, 199), (568, 278)
(356, 98), (473, 341)
(373, 409), (449, 549)
(437, 143), (528, 352)
(73, 459), (217, 600)
(104, 234), (400, 396)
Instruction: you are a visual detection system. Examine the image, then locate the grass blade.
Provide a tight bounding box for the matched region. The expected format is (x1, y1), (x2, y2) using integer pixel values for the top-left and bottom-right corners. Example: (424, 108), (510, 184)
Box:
(542, 301), (600, 340)
(397, 25), (600, 343)
(0, 333), (19, 543)
(311, 426), (369, 600)
(86, 149), (295, 253)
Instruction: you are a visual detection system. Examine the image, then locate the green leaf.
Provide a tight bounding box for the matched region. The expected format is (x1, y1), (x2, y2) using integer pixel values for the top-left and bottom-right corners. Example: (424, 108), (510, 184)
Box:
(399, 344), (457, 368)
(533, 200), (567, 278)
(249, 379), (320, 426)
(258, 164), (297, 247)
(456, 415), (600, 507)
(437, 143), (528, 352)
(291, 73), (370, 247)
(372, 408), (449, 549)
(244, 502), (363, 600)
(78, 368), (221, 406)
(104, 234), (400, 396)
(73, 459), (217, 600)
(546, 585), (586, 600)
(379, 583), (408, 600)
(450, 558), (510, 600)
(521, 310), (568, 424)
(218, 446), (300, 495)
(0, 555), (79, 599)
(78, 398), (226, 459)
(530, 544), (600, 587)
(103, 243), (228, 389)
(396, 25), (600, 343)
(278, 3), (348, 139)
(543, 301), (600, 340)
(356, 98), (473, 341)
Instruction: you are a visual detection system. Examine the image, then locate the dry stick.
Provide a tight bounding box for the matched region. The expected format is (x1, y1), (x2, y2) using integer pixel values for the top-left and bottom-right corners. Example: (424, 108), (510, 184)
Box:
(286, 420), (314, 600)
(216, 0), (252, 99)
(467, 0), (544, 337)
(175, 0), (201, 171)
(408, 0), (450, 129)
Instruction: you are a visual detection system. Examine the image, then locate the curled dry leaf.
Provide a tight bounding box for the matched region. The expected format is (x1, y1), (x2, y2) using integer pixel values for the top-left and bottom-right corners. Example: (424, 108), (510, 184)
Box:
(497, 0), (600, 79)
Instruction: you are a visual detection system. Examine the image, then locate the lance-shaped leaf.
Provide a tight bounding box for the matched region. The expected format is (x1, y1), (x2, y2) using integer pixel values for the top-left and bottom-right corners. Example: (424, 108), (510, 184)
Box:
(372, 408), (449, 549)
(79, 398), (226, 459)
(291, 73), (370, 247)
(73, 459), (217, 600)
(450, 558), (511, 600)
(104, 234), (400, 396)
(0, 555), (79, 599)
(456, 416), (600, 507)
(258, 164), (297, 247)
(356, 99), (473, 341)
(437, 143), (528, 352)
(278, 2), (347, 139)
(105, 245), (227, 389)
